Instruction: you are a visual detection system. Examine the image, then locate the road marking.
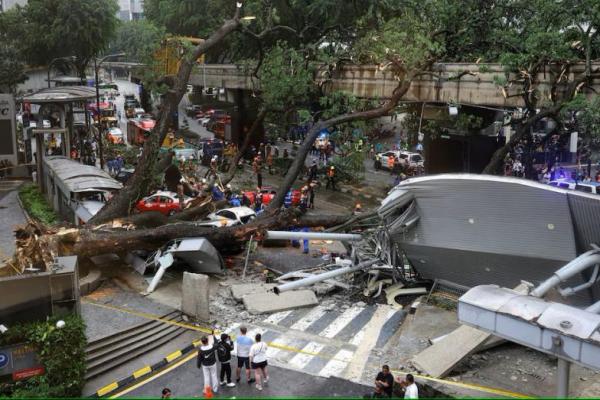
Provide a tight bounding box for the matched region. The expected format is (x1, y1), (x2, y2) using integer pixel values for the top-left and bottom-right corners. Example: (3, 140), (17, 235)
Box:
(264, 310), (292, 325)
(289, 306), (327, 331)
(344, 306), (394, 381)
(165, 350), (182, 362)
(288, 341), (325, 370)
(350, 307), (397, 346)
(89, 299), (530, 399)
(97, 382), (119, 397)
(132, 366), (152, 379)
(319, 348), (354, 378)
(109, 351), (198, 398)
(320, 306), (363, 338)
(265, 336), (291, 359)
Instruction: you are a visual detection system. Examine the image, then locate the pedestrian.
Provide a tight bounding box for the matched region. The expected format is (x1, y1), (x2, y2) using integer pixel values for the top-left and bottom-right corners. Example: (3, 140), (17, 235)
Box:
(396, 373), (418, 399)
(253, 157), (263, 189)
(249, 333), (269, 391)
(326, 166), (337, 190)
(267, 152), (274, 175)
(161, 388), (172, 398)
(308, 161), (318, 182)
(308, 181), (316, 209)
(197, 333), (219, 395)
(374, 365), (394, 398)
(235, 326), (254, 384)
(300, 185), (308, 212)
(387, 155), (395, 174)
(217, 333), (236, 387)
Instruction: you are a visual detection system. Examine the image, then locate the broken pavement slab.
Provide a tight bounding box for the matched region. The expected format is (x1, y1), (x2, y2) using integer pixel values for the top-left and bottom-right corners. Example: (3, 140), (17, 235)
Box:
(411, 282), (530, 378)
(230, 282), (277, 301)
(242, 289), (318, 314)
(181, 272), (210, 321)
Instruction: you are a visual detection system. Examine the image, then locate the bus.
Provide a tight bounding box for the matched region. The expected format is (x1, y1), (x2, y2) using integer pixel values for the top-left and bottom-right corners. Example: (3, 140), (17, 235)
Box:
(127, 116), (156, 145)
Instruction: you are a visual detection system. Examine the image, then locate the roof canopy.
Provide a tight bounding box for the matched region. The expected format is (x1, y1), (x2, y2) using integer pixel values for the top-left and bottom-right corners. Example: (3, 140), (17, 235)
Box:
(43, 156), (122, 193)
(20, 86), (96, 104)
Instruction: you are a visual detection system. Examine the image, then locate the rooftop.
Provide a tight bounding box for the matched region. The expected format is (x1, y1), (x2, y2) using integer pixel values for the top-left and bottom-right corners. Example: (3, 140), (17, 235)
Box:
(21, 86), (96, 104)
(43, 156), (122, 193)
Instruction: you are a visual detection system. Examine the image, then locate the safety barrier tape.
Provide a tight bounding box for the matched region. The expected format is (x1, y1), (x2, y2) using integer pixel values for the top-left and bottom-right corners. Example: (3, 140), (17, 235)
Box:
(85, 300), (530, 399)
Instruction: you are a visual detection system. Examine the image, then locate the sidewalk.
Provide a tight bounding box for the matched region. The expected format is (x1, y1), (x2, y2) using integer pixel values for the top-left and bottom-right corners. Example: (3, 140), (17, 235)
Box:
(0, 181), (26, 264)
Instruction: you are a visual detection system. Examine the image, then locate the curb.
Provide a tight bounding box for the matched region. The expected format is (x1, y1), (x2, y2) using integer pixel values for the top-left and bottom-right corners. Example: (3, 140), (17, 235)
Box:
(90, 338), (202, 398)
(80, 268), (103, 296)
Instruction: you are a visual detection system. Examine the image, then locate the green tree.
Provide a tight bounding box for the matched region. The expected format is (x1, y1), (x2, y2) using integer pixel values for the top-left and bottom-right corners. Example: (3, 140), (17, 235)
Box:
(108, 20), (165, 63)
(0, 8), (27, 93)
(20, 0), (120, 78)
(482, 0), (600, 173)
(0, 44), (27, 94)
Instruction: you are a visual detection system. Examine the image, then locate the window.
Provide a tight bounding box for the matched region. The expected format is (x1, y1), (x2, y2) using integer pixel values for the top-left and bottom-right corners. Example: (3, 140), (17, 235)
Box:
(240, 215), (256, 224)
(218, 210), (236, 220)
(559, 183), (571, 189)
(160, 196), (173, 203)
(576, 184), (593, 193)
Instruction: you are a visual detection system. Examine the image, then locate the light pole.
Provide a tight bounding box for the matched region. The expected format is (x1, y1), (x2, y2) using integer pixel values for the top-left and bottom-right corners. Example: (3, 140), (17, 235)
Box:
(47, 56), (76, 88)
(94, 53), (125, 169)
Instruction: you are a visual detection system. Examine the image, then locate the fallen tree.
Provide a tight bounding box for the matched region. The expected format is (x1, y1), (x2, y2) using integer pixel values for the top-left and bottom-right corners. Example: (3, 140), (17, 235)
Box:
(11, 209), (351, 272)
(89, 4), (244, 225)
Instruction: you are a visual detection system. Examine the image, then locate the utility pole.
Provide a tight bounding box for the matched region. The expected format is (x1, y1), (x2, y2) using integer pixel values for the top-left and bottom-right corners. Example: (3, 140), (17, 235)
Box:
(94, 53), (125, 170)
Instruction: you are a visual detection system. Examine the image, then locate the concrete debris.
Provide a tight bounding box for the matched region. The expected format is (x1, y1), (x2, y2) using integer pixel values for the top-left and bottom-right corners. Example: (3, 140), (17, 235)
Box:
(230, 283), (277, 301)
(411, 282), (529, 378)
(242, 289), (318, 314)
(181, 272), (210, 321)
(385, 284), (425, 309)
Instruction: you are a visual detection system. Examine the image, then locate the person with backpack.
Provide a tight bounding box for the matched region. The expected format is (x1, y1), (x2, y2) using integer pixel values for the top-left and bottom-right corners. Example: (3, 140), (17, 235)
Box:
(217, 333), (236, 387)
(197, 332), (219, 395)
(249, 333), (269, 391)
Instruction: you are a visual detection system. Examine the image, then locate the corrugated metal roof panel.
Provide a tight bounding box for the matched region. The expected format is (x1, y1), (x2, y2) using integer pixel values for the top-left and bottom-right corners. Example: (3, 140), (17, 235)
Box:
(43, 156), (122, 193)
(393, 175), (577, 261)
(567, 193), (600, 252)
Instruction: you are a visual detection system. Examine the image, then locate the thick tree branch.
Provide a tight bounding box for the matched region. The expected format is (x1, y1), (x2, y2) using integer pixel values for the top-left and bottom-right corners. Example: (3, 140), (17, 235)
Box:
(89, 6), (243, 225)
(222, 107), (268, 185)
(266, 75), (415, 211)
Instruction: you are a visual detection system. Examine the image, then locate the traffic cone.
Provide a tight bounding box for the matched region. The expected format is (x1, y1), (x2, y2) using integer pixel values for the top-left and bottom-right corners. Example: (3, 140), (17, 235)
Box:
(203, 385), (214, 398)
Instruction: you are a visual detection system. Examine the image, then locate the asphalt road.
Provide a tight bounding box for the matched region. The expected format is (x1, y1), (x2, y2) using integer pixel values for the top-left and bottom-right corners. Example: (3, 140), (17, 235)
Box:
(120, 354), (372, 398)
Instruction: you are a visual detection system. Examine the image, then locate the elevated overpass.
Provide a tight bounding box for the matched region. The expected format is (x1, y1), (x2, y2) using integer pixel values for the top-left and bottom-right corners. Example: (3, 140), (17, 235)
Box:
(188, 62), (600, 108)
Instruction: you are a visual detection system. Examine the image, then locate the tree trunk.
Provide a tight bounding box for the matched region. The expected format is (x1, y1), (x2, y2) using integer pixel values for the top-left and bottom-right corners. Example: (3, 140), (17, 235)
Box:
(483, 107), (562, 174)
(267, 78), (414, 210)
(89, 9), (242, 225)
(58, 211), (351, 259)
(223, 107), (268, 185)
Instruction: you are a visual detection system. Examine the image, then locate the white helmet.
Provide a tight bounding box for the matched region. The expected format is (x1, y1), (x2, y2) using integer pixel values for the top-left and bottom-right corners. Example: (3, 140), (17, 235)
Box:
(202, 178), (207, 184)
(226, 184), (232, 189)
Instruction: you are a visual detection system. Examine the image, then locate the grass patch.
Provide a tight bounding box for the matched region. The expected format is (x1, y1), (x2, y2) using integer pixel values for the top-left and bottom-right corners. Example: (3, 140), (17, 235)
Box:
(18, 183), (57, 225)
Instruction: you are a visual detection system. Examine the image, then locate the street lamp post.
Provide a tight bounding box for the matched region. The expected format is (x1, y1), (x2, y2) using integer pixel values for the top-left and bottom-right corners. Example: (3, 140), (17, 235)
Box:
(94, 53), (125, 170)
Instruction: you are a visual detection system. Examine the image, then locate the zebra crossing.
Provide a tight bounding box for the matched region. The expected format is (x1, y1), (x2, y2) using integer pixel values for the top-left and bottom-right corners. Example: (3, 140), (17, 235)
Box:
(225, 303), (406, 385)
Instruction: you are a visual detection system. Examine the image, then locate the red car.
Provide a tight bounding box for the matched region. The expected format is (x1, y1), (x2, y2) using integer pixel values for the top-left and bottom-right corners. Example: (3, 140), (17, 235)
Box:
(242, 187), (301, 207)
(135, 191), (191, 216)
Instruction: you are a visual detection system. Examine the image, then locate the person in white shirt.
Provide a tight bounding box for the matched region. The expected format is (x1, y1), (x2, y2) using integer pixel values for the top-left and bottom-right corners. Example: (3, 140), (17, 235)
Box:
(249, 333), (269, 391)
(403, 374), (418, 398)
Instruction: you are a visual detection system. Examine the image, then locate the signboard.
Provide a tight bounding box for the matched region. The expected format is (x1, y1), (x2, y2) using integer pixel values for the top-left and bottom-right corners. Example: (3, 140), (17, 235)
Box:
(0, 94), (17, 165)
(0, 343), (44, 382)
